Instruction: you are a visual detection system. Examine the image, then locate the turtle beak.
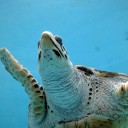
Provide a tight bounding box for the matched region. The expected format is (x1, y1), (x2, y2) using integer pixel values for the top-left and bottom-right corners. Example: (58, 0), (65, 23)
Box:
(42, 31), (53, 38)
(40, 31), (64, 57)
(40, 31), (54, 48)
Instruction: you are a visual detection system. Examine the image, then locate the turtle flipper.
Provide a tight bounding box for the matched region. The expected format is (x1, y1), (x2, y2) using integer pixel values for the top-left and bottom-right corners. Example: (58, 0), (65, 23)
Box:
(58, 115), (115, 128)
(115, 82), (128, 101)
(0, 48), (47, 124)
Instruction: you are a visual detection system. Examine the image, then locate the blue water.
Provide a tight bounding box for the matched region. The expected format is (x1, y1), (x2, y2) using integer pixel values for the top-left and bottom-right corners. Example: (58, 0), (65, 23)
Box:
(0, 0), (128, 127)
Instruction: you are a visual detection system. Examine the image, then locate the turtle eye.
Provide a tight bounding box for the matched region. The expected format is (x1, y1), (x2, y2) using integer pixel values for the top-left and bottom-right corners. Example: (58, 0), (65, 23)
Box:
(55, 36), (62, 46)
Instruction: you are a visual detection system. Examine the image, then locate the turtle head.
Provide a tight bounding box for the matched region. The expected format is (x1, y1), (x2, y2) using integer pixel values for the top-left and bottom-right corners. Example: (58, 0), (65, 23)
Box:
(38, 31), (72, 74)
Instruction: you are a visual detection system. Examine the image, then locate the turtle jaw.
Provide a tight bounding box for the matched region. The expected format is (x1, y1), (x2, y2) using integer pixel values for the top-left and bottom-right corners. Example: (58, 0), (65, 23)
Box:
(38, 31), (73, 73)
(42, 31), (53, 39)
(39, 31), (63, 57)
(40, 31), (55, 49)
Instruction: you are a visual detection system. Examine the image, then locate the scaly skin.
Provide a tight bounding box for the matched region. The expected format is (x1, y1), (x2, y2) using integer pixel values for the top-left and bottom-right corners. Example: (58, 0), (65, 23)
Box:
(1, 31), (128, 128)
(38, 31), (128, 128)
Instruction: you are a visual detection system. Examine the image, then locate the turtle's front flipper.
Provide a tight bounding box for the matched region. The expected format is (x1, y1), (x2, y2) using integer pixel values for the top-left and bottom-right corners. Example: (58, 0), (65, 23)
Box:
(0, 48), (47, 124)
(113, 82), (128, 114)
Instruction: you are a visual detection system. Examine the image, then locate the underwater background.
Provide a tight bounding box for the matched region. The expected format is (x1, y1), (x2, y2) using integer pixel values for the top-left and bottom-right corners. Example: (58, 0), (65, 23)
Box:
(0, 0), (128, 127)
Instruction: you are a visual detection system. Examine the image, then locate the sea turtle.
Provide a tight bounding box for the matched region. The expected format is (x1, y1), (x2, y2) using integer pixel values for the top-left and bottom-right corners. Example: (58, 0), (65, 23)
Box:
(1, 31), (128, 128)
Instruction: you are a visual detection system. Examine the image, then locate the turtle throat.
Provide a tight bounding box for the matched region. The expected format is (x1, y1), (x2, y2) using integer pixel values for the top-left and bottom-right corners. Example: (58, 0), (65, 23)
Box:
(41, 66), (83, 116)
